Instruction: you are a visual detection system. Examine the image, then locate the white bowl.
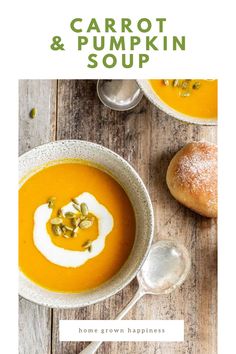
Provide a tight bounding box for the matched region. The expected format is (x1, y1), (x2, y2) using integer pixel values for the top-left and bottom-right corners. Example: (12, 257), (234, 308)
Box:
(137, 80), (217, 126)
(19, 140), (154, 308)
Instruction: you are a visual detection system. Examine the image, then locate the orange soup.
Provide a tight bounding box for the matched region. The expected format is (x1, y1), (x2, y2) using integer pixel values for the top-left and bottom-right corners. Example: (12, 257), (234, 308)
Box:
(19, 161), (136, 293)
(149, 79), (217, 120)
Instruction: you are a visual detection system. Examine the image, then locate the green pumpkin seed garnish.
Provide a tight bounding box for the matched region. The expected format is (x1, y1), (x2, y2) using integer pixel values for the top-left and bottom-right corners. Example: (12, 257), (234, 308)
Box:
(57, 208), (63, 217)
(52, 225), (62, 236)
(71, 217), (80, 227)
(49, 197), (94, 239)
(64, 211), (76, 219)
(61, 226), (67, 234)
(82, 240), (92, 248)
(192, 81), (201, 89)
(72, 198), (80, 205)
(181, 80), (190, 89)
(72, 203), (81, 212)
(81, 203), (89, 216)
(50, 217), (63, 225)
(180, 92), (191, 97)
(173, 79), (179, 87)
(48, 196), (56, 209)
(64, 225), (74, 232)
(71, 227), (79, 238)
(61, 226), (74, 238)
(79, 220), (93, 229)
(29, 108), (37, 119)
(163, 79), (169, 86)
(71, 217), (79, 227)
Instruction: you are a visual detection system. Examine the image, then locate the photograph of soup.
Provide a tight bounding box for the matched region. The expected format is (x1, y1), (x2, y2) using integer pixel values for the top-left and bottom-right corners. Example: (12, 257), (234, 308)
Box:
(19, 161), (136, 293)
(19, 79), (217, 354)
(149, 79), (217, 120)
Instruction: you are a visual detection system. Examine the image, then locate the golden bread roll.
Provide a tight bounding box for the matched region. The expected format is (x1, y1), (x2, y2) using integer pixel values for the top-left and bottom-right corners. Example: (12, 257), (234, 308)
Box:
(166, 141), (217, 218)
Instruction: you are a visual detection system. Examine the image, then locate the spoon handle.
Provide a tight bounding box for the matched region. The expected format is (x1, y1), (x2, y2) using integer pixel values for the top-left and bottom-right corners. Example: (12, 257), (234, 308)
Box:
(115, 287), (144, 319)
(79, 288), (144, 354)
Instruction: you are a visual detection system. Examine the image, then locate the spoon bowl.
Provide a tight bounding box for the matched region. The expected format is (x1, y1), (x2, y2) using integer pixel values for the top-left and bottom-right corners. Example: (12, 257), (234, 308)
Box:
(97, 80), (143, 111)
(138, 240), (191, 295)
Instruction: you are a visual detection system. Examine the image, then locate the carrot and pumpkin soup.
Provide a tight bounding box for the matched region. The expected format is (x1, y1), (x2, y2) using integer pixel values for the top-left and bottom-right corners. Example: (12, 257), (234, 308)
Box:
(149, 79), (217, 120)
(19, 161), (136, 292)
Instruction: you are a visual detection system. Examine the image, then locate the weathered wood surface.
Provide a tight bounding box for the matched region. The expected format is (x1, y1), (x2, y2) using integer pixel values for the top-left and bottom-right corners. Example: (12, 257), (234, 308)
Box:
(19, 80), (57, 354)
(19, 80), (217, 354)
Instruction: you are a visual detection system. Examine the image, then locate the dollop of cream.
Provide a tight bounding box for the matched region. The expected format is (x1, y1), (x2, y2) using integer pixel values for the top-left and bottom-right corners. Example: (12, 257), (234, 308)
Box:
(33, 192), (114, 268)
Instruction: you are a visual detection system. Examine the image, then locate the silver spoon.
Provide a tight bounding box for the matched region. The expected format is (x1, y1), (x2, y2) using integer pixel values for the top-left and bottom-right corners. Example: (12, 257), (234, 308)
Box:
(79, 239), (191, 354)
(97, 80), (143, 111)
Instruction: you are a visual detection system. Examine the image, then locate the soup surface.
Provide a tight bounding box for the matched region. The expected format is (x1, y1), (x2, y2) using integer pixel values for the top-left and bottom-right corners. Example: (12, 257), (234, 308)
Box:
(19, 161), (135, 292)
(149, 79), (217, 120)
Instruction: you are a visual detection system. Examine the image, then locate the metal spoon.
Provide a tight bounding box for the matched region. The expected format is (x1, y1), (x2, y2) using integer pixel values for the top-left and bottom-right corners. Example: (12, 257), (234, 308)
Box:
(79, 239), (191, 354)
(97, 80), (143, 111)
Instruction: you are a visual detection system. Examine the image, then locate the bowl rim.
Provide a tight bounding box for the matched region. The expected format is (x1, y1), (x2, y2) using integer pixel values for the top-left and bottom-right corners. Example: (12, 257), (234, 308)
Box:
(19, 139), (154, 308)
(137, 79), (217, 126)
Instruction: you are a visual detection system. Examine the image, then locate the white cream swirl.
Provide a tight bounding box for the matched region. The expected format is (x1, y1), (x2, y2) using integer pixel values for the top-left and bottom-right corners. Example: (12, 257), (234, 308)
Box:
(33, 192), (113, 268)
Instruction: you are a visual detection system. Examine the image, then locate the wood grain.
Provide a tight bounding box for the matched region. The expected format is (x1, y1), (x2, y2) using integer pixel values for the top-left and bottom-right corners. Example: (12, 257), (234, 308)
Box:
(19, 80), (57, 354)
(19, 80), (217, 354)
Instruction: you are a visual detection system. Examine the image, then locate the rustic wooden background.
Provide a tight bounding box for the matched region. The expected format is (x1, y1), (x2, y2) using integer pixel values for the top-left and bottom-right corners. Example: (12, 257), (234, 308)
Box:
(19, 80), (217, 354)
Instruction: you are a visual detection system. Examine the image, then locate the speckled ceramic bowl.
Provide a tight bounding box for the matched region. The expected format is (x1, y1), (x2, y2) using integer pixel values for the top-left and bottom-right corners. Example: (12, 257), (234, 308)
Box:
(19, 140), (154, 308)
(137, 80), (217, 126)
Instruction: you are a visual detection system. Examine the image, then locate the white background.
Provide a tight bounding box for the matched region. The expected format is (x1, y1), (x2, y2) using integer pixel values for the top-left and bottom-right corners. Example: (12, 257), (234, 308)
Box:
(0, 0), (235, 353)
(12, 2), (220, 78)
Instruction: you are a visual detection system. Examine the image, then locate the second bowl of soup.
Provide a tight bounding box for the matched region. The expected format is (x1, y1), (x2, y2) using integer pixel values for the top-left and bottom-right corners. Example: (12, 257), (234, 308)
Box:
(137, 79), (217, 125)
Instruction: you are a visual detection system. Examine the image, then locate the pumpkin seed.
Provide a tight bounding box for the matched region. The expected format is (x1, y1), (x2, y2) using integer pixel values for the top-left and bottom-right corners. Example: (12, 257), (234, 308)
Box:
(181, 80), (189, 89)
(63, 233), (72, 239)
(50, 217), (63, 225)
(71, 227), (79, 238)
(72, 203), (81, 212)
(72, 198), (80, 205)
(81, 203), (89, 216)
(57, 208), (63, 217)
(64, 225), (74, 232)
(192, 81), (201, 89)
(82, 240), (92, 248)
(29, 108), (37, 119)
(180, 92), (191, 97)
(71, 217), (80, 227)
(85, 216), (94, 226)
(52, 225), (62, 236)
(64, 211), (76, 219)
(163, 79), (169, 86)
(79, 220), (93, 229)
(61, 226), (67, 234)
(48, 196), (56, 209)
(173, 79), (179, 87)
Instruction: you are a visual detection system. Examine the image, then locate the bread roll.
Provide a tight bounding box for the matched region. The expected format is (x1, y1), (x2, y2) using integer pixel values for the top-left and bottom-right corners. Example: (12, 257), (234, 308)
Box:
(166, 141), (217, 218)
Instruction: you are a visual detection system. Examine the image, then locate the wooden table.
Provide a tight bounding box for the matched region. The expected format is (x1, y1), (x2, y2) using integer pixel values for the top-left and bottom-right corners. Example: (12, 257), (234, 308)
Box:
(19, 80), (217, 354)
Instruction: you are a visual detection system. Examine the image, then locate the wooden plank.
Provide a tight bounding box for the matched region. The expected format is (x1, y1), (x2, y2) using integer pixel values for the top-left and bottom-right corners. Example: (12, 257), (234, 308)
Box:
(51, 80), (217, 354)
(19, 298), (53, 354)
(19, 80), (57, 155)
(19, 80), (57, 354)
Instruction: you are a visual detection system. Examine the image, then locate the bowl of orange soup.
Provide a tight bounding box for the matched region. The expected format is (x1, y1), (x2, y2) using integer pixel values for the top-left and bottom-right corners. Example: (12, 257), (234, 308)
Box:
(137, 79), (217, 125)
(19, 140), (154, 308)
